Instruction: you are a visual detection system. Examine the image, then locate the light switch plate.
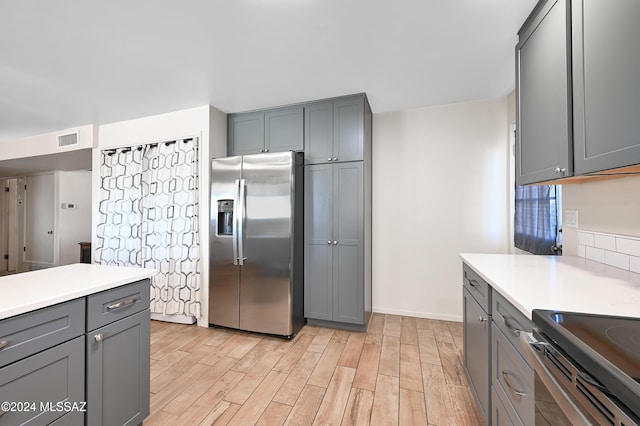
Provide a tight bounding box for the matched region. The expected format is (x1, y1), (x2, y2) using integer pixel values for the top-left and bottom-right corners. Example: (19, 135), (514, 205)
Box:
(564, 210), (578, 228)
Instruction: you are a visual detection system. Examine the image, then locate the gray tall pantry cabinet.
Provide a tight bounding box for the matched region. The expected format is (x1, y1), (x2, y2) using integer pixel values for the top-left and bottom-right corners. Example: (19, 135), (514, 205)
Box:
(304, 94), (372, 331)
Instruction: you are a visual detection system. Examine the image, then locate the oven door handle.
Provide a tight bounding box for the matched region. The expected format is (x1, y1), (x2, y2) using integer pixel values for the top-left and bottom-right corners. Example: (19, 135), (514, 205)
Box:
(519, 332), (594, 425)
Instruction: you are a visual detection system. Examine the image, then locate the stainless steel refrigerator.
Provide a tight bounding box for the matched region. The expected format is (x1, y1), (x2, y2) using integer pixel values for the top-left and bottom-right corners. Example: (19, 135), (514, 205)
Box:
(209, 151), (304, 338)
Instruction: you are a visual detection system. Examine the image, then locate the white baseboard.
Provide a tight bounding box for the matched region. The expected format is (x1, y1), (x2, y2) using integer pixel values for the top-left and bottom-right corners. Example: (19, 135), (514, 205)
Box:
(372, 306), (462, 323)
(150, 312), (196, 324)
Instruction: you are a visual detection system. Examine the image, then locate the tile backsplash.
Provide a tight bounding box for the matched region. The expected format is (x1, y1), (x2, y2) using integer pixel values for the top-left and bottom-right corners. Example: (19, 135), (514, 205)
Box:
(577, 230), (640, 273)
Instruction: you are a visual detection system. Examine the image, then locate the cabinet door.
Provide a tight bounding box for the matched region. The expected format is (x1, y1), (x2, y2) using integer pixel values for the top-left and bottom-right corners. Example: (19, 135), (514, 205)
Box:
(87, 309), (150, 426)
(463, 288), (490, 425)
(305, 102), (334, 164)
(304, 165), (333, 321)
(265, 107), (303, 153)
(334, 97), (364, 163)
(0, 336), (84, 426)
(573, 0), (640, 174)
(332, 162), (364, 324)
(516, 0), (573, 184)
(228, 113), (265, 156)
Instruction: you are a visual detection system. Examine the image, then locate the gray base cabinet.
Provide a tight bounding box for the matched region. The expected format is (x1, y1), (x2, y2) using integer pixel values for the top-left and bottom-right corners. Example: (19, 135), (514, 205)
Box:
(0, 278), (151, 426)
(463, 287), (491, 425)
(462, 262), (535, 426)
(0, 336), (85, 425)
(87, 309), (150, 426)
(305, 162), (364, 326)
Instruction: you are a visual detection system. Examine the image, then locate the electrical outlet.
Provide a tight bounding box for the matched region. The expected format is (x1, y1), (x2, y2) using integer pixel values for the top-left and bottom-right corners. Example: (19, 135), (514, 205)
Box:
(565, 210), (578, 228)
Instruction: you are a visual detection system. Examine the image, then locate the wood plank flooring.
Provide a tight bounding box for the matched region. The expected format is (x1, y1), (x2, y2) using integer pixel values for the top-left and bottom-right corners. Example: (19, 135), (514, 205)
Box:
(145, 314), (482, 426)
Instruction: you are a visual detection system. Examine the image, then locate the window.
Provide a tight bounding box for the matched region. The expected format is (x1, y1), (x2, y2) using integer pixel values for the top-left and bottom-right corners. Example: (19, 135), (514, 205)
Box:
(514, 184), (562, 255)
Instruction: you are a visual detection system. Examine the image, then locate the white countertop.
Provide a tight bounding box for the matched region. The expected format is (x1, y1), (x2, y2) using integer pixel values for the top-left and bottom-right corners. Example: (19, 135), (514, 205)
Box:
(0, 263), (157, 320)
(460, 253), (640, 320)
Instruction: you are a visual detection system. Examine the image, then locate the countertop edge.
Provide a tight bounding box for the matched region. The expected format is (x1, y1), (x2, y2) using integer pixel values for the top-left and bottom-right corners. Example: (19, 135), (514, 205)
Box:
(0, 264), (157, 320)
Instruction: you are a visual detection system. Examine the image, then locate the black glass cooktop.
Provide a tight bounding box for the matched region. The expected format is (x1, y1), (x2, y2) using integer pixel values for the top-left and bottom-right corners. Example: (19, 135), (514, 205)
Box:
(533, 309), (640, 417)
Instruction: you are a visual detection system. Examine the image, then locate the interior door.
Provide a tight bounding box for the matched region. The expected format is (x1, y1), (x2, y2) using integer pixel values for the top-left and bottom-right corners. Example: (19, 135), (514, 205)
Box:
(25, 174), (55, 266)
(0, 179), (8, 272)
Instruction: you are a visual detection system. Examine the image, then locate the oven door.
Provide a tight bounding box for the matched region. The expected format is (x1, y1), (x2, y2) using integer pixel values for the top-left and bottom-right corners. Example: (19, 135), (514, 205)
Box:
(520, 332), (599, 425)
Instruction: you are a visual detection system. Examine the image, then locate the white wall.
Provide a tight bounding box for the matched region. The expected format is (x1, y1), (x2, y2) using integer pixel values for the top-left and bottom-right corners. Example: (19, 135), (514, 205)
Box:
(562, 176), (640, 255)
(0, 125), (95, 161)
(95, 105), (227, 327)
(372, 97), (511, 321)
(58, 171), (92, 265)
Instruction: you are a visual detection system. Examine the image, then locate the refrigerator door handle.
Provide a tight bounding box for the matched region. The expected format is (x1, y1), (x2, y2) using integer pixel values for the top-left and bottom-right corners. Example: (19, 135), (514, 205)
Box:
(238, 178), (247, 266)
(232, 179), (240, 265)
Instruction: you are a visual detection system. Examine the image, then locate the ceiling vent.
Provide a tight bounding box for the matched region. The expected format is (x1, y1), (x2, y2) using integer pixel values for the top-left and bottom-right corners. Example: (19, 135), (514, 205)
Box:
(58, 132), (78, 148)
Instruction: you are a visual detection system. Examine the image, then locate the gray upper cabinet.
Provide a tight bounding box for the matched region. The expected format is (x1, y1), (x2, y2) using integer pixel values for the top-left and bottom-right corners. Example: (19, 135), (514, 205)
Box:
(228, 112), (265, 156)
(265, 107), (304, 153)
(305, 96), (365, 164)
(228, 107), (303, 156)
(572, 0), (640, 174)
(516, 0), (573, 185)
(304, 162), (364, 326)
(517, 0), (640, 183)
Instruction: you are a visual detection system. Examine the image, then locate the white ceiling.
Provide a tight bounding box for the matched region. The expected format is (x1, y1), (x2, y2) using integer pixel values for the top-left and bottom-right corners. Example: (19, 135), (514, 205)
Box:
(0, 0), (536, 143)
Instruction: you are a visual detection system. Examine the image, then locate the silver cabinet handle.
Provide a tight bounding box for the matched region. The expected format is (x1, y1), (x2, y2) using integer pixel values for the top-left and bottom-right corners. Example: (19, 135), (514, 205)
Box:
(478, 316), (488, 323)
(95, 334), (104, 342)
(327, 157), (332, 162)
(106, 298), (138, 311)
(502, 370), (526, 397)
(333, 157), (338, 161)
(468, 279), (479, 288)
(333, 241), (338, 245)
(327, 241), (332, 245)
(503, 316), (524, 336)
(0, 340), (8, 350)
(265, 148), (269, 152)
(554, 167), (567, 175)
(259, 149), (264, 153)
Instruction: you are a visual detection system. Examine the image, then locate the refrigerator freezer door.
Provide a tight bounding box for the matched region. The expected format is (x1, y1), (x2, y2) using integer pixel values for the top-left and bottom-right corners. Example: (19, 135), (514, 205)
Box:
(210, 156), (242, 329)
(239, 152), (295, 335)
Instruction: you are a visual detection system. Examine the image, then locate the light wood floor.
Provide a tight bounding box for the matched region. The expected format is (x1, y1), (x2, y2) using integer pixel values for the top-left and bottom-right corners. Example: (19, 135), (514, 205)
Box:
(145, 314), (482, 426)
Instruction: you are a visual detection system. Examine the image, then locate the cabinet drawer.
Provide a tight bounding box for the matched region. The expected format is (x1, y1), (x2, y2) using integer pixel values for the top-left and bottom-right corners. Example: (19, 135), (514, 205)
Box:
(87, 279), (150, 331)
(0, 336), (85, 426)
(462, 263), (491, 313)
(492, 290), (533, 366)
(0, 298), (85, 368)
(492, 324), (534, 425)
(492, 385), (521, 426)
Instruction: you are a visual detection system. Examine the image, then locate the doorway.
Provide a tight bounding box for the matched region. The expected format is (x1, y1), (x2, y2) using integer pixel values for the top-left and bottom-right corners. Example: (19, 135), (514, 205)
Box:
(0, 178), (23, 275)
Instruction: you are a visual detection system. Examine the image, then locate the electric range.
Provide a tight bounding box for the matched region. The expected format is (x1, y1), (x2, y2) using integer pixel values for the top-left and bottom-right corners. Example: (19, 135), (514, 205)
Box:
(532, 309), (640, 423)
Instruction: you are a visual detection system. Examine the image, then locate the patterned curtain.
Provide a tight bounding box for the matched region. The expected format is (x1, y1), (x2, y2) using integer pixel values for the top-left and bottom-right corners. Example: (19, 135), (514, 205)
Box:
(95, 138), (200, 322)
